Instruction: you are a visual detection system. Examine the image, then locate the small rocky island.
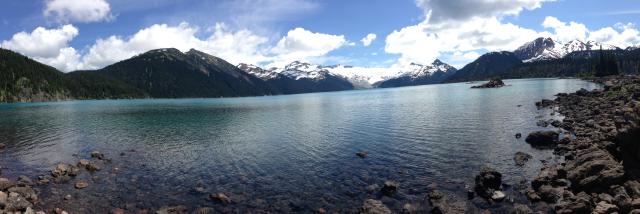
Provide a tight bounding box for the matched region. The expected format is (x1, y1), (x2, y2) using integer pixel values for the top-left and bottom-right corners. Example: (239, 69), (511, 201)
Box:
(471, 78), (506, 88)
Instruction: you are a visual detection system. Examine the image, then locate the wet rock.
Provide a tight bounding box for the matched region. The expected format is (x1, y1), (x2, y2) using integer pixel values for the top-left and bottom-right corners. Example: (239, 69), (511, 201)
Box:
(474, 167), (502, 198)
(91, 151), (105, 160)
(512, 204), (533, 214)
(210, 193), (231, 204)
(531, 165), (559, 190)
(537, 185), (563, 203)
(0, 177), (14, 190)
(156, 205), (188, 214)
(536, 120), (550, 127)
(472, 79), (505, 88)
(525, 131), (559, 147)
(366, 184), (380, 193)
(64, 194), (72, 200)
(535, 99), (554, 108)
(465, 184), (475, 199)
(192, 207), (214, 214)
(381, 181), (399, 196)
(564, 146), (624, 191)
(515, 133), (522, 139)
(555, 192), (592, 214)
(75, 180), (89, 189)
(0, 143), (6, 150)
(111, 208), (126, 214)
(5, 192), (33, 212)
(0, 191), (6, 206)
(491, 190), (506, 201)
(525, 188), (541, 202)
(77, 159), (90, 167)
(513, 152), (532, 166)
(625, 180), (640, 198)
(360, 199), (391, 214)
(17, 176), (34, 187)
(427, 189), (468, 214)
(86, 161), (102, 172)
(356, 152), (368, 158)
(593, 201), (618, 214)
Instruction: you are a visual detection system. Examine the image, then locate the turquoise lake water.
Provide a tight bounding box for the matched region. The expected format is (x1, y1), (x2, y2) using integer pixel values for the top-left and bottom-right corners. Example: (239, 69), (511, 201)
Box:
(0, 78), (599, 212)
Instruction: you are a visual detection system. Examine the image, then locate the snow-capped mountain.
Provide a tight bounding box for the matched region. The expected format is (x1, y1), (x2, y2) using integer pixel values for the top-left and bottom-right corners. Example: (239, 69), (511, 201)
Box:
(373, 59), (458, 88)
(237, 61), (354, 94)
(238, 59), (458, 89)
(514, 37), (620, 62)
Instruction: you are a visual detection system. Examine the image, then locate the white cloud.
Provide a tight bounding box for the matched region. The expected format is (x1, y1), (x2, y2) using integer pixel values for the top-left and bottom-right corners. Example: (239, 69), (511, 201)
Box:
(82, 22), (271, 69)
(416, 0), (551, 24)
(270, 28), (346, 66)
(44, 0), (113, 23)
(588, 23), (640, 48)
(385, 17), (538, 66)
(1, 25), (83, 71)
(1, 24), (78, 58)
(542, 16), (588, 43)
(361, 33), (377, 46)
(384, 0), (550, 67)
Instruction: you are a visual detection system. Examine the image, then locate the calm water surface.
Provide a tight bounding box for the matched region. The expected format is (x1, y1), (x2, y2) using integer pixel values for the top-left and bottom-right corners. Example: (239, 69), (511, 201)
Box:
(0, 79), (599, 213)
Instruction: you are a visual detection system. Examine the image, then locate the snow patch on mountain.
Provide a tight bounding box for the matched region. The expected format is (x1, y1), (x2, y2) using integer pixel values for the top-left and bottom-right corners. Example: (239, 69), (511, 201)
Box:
(515, 37), (621, 62)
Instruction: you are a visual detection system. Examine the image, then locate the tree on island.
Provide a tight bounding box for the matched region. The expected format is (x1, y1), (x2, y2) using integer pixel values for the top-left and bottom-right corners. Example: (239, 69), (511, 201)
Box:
(594, 46), (619, 77)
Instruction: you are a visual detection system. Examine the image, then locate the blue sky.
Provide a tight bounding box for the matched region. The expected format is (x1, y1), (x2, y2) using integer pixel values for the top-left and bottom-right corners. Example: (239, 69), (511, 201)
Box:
(1, 0), (640, 72)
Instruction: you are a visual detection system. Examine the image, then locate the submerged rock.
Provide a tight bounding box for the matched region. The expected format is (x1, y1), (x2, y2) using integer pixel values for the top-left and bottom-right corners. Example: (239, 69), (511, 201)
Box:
(525, 131), (559, 147)
(210, 193), (231, 204)
(474, 167), (502, 199)
(514, 152), (532, 166)
(381, 181), (399, 196)
(74, 180), (89, 189)
(356, 152), (368, 158)
(156, 205), (188, 214)
(91, 151), (105, 160)
(360, 199), (391, 214)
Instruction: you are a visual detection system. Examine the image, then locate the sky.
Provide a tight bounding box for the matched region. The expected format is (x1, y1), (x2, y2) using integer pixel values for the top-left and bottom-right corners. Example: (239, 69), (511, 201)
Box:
(1, 0), (640, 72)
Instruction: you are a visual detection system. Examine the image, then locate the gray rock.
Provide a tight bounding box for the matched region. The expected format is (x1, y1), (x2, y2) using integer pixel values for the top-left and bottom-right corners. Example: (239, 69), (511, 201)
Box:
(474, 167), (502, 198)
(525, 131), (559, 147)
(381, 181), (399, 196)
(514, 152), (532, 166)
(360, 199), (391, 214)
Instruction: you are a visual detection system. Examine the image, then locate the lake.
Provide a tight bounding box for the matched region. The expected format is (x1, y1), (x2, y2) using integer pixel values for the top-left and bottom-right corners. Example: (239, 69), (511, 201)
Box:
(0, 78), (599, 213)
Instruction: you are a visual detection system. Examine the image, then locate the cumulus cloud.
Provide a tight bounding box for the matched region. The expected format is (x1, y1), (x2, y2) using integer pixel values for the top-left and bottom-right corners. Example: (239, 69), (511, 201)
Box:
(361, 33), (377, 46)
(1, 25), (83, 71)
(44, 0), (113, 23)
(1, 22), (349, 71)
(270, 28), (346, 66)
(588, 23), (640, 48)
(1, 24), (78, 58)
(542, 16), (588, 43)
(83, 22), (271, 69)
(416, 0), (551, 24)
(384, 0), (551, 67)
(385, 17), (538, 66)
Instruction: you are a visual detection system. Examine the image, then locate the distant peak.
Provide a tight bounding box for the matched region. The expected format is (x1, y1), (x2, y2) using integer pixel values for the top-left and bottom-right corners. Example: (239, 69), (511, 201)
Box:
(432, 59), (444, 65)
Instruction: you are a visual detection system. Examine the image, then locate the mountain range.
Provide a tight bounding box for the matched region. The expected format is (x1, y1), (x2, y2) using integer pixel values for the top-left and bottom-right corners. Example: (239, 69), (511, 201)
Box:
(1, 37), (639, 102)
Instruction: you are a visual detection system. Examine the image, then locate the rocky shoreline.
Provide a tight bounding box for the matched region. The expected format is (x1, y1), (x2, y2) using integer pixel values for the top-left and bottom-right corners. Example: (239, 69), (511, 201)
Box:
(524, 75), (640, 213)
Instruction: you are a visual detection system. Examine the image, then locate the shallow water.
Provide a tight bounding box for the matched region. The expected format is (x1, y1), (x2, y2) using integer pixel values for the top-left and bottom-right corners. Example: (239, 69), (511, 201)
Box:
(0, 79), (599, 213)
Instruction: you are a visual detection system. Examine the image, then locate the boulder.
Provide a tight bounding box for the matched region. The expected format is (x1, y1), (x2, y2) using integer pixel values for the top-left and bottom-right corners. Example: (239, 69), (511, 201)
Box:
(512, 204), (533, 214)
(356, 152), (368, 158)
(525, 131), (559, 147)
(514, 152), (532, 166)
(564, 146), (625, 191)
(381, 181), (399, 196)
(91, 151), (105, 160)
(474, 167), (502, 198)
(210, 193), (231, 204)
(360, 199), (391, 214)
(156, 205), (188, 214)
(471, 79), (506, 88)
(593, 201), (619, 214)
(75, 180), (89, 189)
